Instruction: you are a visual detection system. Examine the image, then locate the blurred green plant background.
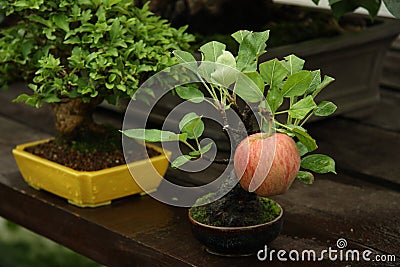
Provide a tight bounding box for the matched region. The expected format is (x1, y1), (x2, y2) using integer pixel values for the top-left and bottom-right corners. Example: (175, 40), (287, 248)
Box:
(0, 218), (102, 267)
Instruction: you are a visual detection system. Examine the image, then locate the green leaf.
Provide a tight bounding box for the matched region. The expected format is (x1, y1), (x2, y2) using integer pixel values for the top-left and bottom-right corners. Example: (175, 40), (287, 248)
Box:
(211, 67), (237, 88)
(52, 14), (69, 32)
(267, 87), (283, 113)
(96, 5), (106, 22)
(176, 133), (189, 142)
(43, 27), (56, 40)
(383, 0), (400, 18)
(14, 0), (41, 8)
(296, 171), (314, 185)
(122, 129), (184, 142)
(292, 127), (318, 152)
(28, 15), (52, 27)
(244, 72), (265, 92)
(282, 54), (305, 75)
(171, 155), (193, 168)
(312, 75), (335, 97)
(231, 30), (251, 44)
(200, 141), (214, 154)
(234, 74), (264, 103)
(197, 62), (214, 83)
(289, 95), (317, 119)
(314, 101), (337, 117)
(216, 50), (236, 68)
(173, 50), (196, 64)
(211, 51), (237, 87)
(105, 83), (114, 89)
(80, 9), (93, 22)
(179, 113), (204, 139)
(189, 141), (214, 156)
(329, 0), (381, 19)
(86, 52), (99, 64)
(236, 30), (270, 72)
(199, 41), (226, 62)
(21, 39), (35, 58)
(13, 94), (31, 104)
(306, 70), (321, 94)
(296, 141), (308, 156)
(259, 58), (288, 89)
(71, 4), (81, 20)
(301, 154), (337, 174)
(175, 86), (204, 103)
(43, 94), (61, 103)
(110, 18), (121, 42)
(282, 70), (313, 97)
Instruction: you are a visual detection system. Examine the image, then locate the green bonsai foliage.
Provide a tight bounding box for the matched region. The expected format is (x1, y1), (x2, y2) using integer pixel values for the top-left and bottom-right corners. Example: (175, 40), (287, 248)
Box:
(0, 0), (194, 138)
(123, 30), (337, 184)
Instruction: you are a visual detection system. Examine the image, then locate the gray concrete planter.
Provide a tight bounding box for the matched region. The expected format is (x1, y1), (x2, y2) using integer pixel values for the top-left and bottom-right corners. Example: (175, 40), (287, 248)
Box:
(381, 35), (400, 90)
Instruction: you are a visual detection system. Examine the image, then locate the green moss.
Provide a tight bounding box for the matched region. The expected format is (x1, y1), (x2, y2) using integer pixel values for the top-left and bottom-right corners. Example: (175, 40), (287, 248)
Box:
(260, 198), (281, 223)
(190, 193), (216, 225)
(190, 195), (281, 227)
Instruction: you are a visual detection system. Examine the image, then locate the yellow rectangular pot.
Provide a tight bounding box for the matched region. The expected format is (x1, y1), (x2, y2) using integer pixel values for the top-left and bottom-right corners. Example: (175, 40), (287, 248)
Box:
(12, 139), (171, 207)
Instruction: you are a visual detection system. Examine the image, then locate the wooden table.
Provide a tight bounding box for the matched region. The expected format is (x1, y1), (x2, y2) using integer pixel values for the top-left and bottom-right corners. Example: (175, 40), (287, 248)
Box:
(0, 85), (399, 266)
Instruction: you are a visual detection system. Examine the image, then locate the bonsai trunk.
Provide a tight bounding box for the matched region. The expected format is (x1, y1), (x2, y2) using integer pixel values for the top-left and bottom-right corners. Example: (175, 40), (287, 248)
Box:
(51, 97), (104, 141)
(191, 111), (268, 226)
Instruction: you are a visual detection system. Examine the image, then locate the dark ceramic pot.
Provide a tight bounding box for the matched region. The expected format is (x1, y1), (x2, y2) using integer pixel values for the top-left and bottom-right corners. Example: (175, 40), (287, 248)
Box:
(188, 202), (283, 256)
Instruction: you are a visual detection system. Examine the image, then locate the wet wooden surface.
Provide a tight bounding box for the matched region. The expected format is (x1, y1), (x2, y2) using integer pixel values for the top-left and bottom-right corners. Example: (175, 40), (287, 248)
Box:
(0, 85), (399, 266)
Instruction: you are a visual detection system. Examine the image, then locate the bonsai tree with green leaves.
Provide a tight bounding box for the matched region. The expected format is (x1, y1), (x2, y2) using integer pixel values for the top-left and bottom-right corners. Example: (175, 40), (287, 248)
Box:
(0, 0), (194, 141)
(123, 30), (337, 226)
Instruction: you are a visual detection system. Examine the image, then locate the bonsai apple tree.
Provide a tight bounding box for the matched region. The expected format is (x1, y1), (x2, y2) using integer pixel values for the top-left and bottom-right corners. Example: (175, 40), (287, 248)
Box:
(0, 0), (194, 141)
(123, 30), (337, 226)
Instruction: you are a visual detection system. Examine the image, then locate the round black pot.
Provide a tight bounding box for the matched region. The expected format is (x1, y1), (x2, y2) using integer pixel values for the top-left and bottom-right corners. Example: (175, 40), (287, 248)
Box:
(188, 202), (283, 256)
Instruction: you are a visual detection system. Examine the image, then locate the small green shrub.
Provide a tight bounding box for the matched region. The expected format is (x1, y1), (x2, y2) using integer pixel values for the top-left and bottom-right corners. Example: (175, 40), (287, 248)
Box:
(0, 0), (194, 138)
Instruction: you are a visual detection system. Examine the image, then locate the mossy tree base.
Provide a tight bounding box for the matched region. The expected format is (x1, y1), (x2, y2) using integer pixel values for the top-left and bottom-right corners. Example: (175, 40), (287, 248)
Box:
(190, 175), (281, 227)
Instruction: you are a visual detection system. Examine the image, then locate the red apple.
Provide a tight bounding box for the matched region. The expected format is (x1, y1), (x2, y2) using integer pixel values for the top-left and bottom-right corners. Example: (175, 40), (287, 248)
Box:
(234, 132), (300, 196)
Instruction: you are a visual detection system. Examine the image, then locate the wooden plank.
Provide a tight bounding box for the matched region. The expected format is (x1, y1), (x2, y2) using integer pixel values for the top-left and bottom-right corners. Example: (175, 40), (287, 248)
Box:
(308, 117), (400, 186)
(273, 175), (400, 259)
(0, 172), (395, 265)
(0, 116), (51, 174)
(344, 88), (400, 132)
(0, 171), (375, 267)
(0, 172), (193, 267)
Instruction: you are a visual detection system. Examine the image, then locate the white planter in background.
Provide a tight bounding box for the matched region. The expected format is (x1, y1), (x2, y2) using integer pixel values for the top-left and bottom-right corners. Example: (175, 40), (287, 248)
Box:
(273, 0), (394, 18)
